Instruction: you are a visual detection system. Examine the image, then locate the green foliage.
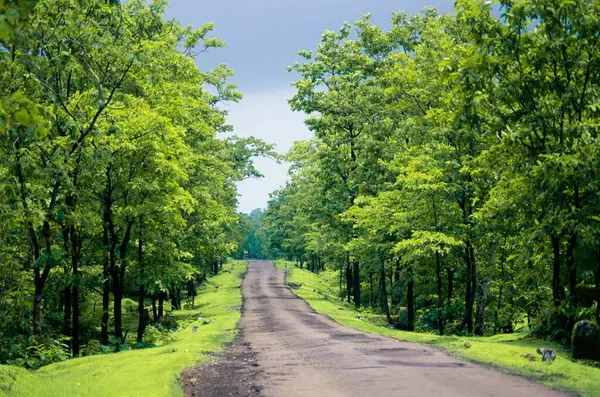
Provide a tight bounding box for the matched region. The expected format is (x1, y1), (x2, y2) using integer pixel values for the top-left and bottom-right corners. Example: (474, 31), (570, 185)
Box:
(261, 0), (600, 344)
(6, 337), (70, 370)
(0, 0), (266, 369)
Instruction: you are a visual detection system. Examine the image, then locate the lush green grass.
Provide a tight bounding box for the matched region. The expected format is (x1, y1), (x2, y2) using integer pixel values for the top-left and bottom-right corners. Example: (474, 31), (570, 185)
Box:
(275, 260), (600, 396)
(0, 260), (246, 397)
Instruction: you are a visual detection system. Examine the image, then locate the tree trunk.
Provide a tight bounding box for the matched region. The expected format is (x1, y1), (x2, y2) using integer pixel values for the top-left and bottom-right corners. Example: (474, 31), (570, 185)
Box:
(346, 258), (352, 303)
(493, 241), (507, 335)
(101, 166), (113, 345)
(380, 260), (391, 324)
(62, 284), (72, 337)
(101, 275), (110, 345)
(33, 273), (46, 335)
(136, 234), (146, 344)
(114, 288), (123, 342)
(152, 293), (158, 323)
(158, 292), (164, 317)
(474, 243), (495, 336)
(435, 250), (444, 336)
(474, 276), (491, 336)
(447, 267), (453, 322)
(170, 283), (181, 310)
(113, 221), (132, 342)
(595, 246), (600, 325)
(392, 261), (401, 306)
(369, 272), (374, 308)
(459, 241), (475, 333)
(566, 231), (577, 330)
(71, 226), (80, 356)
(136, 283), (146, 343)
(353, 259), (360, 308)
(551, 235), (563, 307)
(407, 267), (414, 331)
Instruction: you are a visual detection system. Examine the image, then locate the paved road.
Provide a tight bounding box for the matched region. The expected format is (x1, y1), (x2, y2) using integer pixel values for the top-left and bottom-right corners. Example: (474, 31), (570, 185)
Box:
(240, 260), (567, 397)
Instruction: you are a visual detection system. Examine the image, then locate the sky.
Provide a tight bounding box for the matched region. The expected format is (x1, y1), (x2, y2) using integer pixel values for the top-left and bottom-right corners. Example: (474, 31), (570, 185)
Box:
(165, 0), (455, 214)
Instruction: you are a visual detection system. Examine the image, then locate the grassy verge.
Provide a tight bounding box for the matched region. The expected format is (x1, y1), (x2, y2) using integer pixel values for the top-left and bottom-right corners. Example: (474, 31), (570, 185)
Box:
(275, 260), (599, 396)
(0, 260), (246, 397)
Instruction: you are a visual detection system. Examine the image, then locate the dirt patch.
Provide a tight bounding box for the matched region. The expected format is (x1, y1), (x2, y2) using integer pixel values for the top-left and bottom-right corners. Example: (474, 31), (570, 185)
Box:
(181, 340), (262, 397)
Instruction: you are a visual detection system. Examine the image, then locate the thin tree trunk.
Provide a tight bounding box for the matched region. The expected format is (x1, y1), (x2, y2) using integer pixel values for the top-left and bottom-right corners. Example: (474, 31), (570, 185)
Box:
(369, 272), (374, 308)
(595, 246), (600, 325)
(71, 225), (80, 356)
(101, 165), (113, 345)
(136, 231), (146, 344)
(158, 292), (164, 317)
(380, 259), (391, 324)
(474, 242), (495, 336)
(493, 238), (507, 335)
(447, 267), (453, 322)
(459, 241), (475, 333)
(392, 261), (401, 306)
(152, 293), (158, 323)
(62, 283), (72, 337)
(353, 259), (360, 308)
(566, 231), (577, 330)
(113, 221), (132, 342)
(435, 250), (444, 335)
(346, 258), (352, 303)
(551, 235), (563, 307)
(407, 267), (414, 331)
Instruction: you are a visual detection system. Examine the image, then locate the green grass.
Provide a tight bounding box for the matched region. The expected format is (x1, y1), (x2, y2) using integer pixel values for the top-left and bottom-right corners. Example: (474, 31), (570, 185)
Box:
(0, 260), (246, 397)
(275, 260), (600, 397)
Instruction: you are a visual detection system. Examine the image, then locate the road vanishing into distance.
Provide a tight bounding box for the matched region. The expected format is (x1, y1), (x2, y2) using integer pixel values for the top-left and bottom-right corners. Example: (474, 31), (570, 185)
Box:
(185, 260), (569, 397)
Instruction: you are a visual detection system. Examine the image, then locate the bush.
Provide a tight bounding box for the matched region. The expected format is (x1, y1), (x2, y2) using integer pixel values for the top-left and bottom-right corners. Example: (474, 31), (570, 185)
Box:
(571, 321), (600, 361)
(80, 340), (112, 357)
(532, 305), (571, 343)
(142, 325), (177, 345)
(6, 336), (70, 370)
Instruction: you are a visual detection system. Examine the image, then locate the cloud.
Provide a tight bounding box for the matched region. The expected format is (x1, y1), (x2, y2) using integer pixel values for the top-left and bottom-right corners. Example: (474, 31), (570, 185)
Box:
(225, 87), (312, 213)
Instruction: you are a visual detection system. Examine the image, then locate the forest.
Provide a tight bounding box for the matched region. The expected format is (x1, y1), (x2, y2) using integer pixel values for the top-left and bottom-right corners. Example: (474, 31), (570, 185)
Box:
(0, 0), (270, 369)
(258, 0), (600, 345)
(2, 0), (600, 394)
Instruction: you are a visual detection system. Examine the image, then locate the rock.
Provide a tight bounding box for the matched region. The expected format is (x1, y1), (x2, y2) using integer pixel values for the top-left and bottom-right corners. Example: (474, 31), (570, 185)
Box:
(192, 326), (199, 333)
(571, 320), (600, 361)
(463, 342), (471, 349)
(355, 313), (362, 319)
(536, 348), (557, 362)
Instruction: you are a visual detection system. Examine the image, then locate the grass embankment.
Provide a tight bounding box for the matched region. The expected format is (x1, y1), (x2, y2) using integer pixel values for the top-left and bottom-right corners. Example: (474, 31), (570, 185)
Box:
(0, 260), (246, 397)
(275, 260), (600, 396)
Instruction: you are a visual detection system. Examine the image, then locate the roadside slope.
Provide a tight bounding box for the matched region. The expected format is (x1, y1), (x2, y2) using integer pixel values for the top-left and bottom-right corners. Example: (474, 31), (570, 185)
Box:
(0, 261), (246, 397)
(276, 260), (600, 397)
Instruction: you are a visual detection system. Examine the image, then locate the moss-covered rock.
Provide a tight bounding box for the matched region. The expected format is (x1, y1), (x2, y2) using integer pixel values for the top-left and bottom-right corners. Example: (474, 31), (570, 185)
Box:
(571, 320), (600, 361)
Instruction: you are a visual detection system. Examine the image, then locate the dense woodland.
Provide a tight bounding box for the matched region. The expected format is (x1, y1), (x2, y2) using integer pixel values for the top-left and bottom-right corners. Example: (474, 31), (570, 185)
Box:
(259, 0), (600, 342)
(0, 0), (269, 367)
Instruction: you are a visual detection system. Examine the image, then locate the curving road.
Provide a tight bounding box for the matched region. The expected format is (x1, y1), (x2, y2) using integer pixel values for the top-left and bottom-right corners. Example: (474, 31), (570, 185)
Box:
(239, 260), (567, 397)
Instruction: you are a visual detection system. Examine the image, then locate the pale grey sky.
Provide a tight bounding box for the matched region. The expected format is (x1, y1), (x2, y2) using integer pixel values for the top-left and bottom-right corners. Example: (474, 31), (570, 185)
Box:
(166, 1), (455, 213)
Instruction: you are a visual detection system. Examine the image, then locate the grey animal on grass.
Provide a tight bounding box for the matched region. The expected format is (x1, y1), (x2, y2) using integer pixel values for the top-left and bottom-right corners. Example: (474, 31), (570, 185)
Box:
(536, 348), (557, 362)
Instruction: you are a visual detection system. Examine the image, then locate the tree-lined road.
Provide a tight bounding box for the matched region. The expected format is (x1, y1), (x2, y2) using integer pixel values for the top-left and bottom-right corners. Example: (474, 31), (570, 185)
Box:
(237, 261), (566, 397)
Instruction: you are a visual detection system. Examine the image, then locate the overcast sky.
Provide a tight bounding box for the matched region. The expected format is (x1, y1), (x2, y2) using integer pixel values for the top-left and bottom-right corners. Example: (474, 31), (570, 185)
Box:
(165, 0), (455, 214)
